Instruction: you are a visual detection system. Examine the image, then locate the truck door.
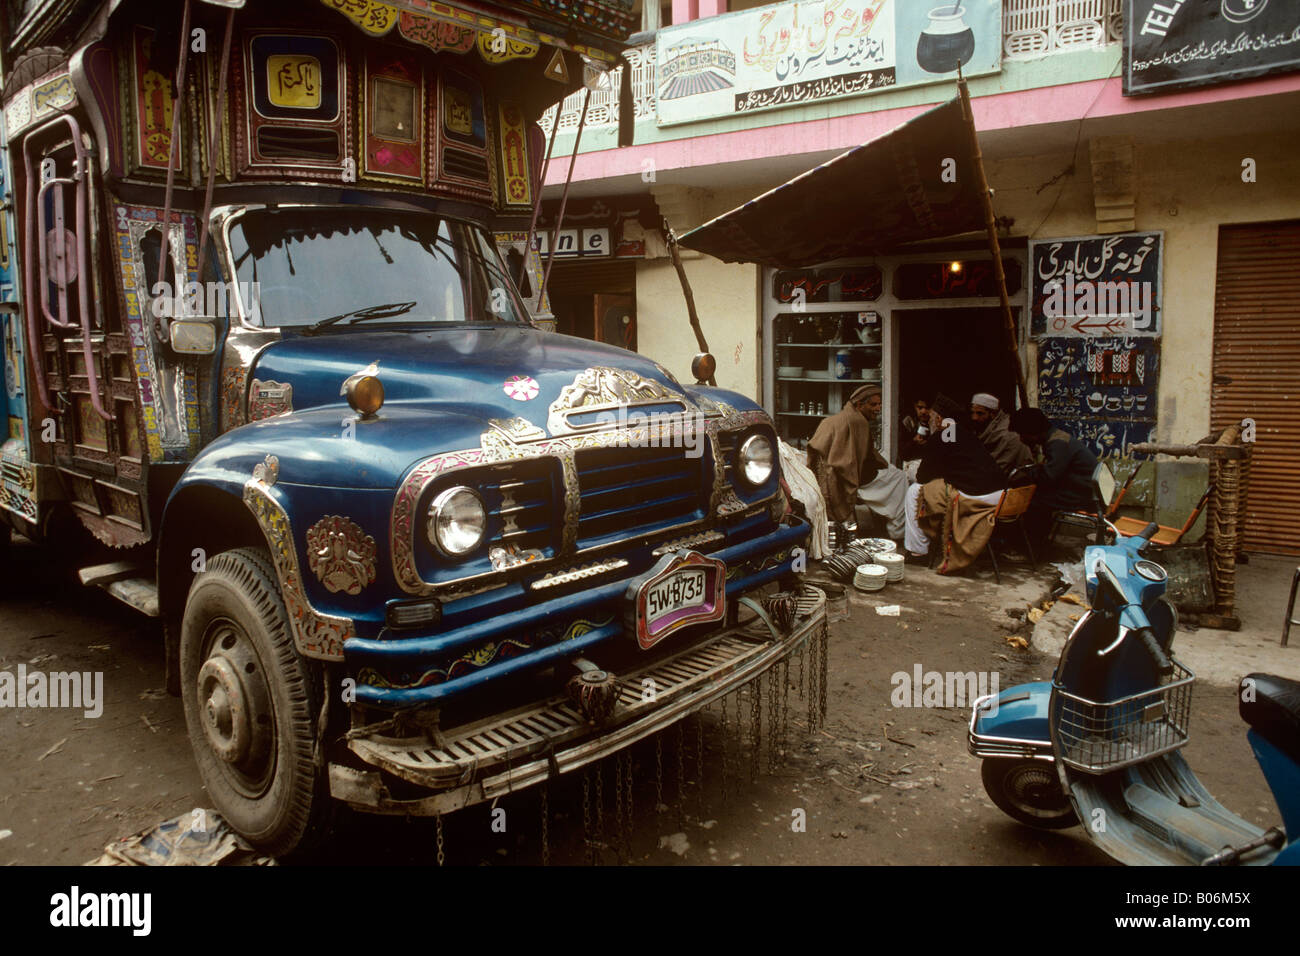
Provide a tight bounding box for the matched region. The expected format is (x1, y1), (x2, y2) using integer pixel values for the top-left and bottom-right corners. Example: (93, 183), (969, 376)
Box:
(20, 115), (151, 548)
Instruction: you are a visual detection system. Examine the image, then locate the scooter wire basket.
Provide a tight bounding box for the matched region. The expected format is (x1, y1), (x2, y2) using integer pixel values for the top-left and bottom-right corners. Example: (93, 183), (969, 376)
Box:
(1054, 660), (1194, 774)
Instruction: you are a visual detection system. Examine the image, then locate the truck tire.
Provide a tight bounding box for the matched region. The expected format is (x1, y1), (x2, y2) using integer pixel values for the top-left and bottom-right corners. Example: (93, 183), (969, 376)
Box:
(180, 546), (332, 857)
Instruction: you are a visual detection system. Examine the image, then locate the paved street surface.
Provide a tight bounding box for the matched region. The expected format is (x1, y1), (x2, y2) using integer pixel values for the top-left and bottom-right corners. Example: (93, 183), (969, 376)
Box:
(0, 536), (1288, 866)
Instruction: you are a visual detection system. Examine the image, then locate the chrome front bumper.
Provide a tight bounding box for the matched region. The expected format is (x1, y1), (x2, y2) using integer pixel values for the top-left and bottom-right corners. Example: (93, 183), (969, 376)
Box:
(331, 585), (828, 815)
(966, 692), (1055, 762)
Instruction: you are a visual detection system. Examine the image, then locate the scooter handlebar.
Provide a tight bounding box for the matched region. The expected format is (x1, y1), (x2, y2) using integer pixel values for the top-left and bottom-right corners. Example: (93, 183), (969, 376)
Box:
(1137, 626), (1174, 678)
(1136, 521), (1160, 541)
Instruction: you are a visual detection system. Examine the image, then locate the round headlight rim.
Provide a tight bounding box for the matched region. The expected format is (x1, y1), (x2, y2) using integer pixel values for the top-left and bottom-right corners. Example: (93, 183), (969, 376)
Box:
(426, 485), (488, 559)
(736, 431), (776, 489)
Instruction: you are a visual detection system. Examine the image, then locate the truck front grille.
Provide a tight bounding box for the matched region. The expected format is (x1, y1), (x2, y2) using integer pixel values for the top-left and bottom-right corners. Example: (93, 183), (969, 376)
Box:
(574, 445), (705, 548)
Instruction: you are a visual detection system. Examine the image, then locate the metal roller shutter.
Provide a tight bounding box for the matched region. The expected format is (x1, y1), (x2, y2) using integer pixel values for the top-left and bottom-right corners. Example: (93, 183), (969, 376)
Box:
(544, 259), (636, 296)
(1210, 220), (1300, 555)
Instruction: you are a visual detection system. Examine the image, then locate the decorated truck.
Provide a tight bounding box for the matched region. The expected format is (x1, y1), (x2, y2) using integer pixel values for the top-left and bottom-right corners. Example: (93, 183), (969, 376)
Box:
(0, 0), (821, 857)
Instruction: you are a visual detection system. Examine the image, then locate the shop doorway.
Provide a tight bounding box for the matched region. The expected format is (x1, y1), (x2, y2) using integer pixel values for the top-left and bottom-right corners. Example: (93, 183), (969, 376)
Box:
(546, 260), (637, 350)
(898, 307), (1020, 419)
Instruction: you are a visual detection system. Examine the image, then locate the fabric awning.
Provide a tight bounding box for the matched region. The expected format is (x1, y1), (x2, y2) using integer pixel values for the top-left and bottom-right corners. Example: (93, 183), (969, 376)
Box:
(678, 96), (988, 268)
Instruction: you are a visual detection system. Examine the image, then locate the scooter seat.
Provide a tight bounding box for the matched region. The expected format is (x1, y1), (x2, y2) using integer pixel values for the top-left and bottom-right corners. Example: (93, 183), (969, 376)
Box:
(1239, 673), (1300, 766)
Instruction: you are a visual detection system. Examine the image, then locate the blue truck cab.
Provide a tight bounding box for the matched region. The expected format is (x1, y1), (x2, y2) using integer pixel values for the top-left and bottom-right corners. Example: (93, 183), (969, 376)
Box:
(0, 0), (817, 855)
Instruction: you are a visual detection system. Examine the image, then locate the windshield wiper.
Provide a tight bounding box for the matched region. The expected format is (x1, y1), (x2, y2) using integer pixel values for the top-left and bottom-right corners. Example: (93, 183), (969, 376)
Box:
(302, 301), (418, 335)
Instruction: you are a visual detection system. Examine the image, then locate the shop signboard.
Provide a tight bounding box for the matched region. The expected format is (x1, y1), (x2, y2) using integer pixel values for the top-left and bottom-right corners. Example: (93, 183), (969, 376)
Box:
(1036, 335), (1160, 460)
(654, 0), (1002, 126)
(1029, 232), (1162, 338)
(1124, 0), (1300, 96)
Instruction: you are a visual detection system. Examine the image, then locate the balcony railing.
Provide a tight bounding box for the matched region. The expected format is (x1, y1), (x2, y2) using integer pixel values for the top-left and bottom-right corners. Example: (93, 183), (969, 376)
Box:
(540, 0), (1121, 136)
(1004, 0), (1122, 59)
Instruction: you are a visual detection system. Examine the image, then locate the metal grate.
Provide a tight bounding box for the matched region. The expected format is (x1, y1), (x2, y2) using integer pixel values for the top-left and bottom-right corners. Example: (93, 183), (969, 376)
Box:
(1004, 0), (1122, 59)
(355, 633), (774, 786)
(1055, 660), (1194, 773)
(574, 445), (704, 546)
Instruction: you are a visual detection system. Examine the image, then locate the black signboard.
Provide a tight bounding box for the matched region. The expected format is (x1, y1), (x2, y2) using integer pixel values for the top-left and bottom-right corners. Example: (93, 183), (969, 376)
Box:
(1037, 336), (1159, 460)
(1124, 0), (1300, 95)
(1029, 232), (1162, 338)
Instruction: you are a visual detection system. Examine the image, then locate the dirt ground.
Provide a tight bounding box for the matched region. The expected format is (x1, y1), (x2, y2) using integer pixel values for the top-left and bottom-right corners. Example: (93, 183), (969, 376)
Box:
(0, 536), (1280, 867)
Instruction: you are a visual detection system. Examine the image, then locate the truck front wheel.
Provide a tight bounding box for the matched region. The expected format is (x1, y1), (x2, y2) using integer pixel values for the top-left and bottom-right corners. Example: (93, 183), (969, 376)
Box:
(180, 547), (331, 857)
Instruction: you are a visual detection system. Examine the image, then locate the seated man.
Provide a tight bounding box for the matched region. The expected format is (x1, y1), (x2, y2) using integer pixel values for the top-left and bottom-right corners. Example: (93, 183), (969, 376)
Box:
(898, 395), (931, 464)
(1008, 408), (1098, 548)
(807, 384), (907, 542)
(903, 393), (1008, 573)
(970, 392), (1033, 479)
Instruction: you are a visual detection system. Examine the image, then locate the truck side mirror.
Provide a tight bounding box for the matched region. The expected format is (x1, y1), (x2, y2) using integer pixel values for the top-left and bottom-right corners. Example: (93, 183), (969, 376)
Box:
(169, 318), (218, 355)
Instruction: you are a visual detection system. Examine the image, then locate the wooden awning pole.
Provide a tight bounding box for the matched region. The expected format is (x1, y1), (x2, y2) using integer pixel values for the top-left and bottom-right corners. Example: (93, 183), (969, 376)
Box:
(666, 227), (715, 386)
(958, 76), (1028, 410)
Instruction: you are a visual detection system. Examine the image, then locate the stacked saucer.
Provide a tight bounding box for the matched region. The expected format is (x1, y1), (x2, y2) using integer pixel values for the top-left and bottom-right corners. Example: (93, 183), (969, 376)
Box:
(851, 537), (897, 555)
(853, 564), (889, 592)
(875, 551), (905, 582)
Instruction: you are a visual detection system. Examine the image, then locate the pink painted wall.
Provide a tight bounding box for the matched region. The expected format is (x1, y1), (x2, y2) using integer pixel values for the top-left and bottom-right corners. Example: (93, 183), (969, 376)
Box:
(671, 0), (698, 25)
(546, 72), (1300, 187)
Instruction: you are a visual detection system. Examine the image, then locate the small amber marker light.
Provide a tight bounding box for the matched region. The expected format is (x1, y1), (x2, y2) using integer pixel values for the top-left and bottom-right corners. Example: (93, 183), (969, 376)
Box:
(343, 374), (385, 418)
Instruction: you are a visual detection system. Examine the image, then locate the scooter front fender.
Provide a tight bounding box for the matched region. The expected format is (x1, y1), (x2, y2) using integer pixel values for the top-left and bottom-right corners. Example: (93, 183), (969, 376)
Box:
(968, 681), (1054, 760)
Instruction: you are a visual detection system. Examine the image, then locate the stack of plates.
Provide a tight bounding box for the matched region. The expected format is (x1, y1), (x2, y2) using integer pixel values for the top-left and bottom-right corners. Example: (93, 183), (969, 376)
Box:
(851, 537), (896, 555)
(823, 552), (858, 581)
(840, 544), (877, 568)
(777, 365), (804, 377)
(853, 564), (888, 591)
(876, 551), (904, 582)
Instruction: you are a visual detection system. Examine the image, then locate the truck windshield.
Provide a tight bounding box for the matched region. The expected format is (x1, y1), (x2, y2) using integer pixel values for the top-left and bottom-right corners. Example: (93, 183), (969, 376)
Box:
(226, 208), (529, 329)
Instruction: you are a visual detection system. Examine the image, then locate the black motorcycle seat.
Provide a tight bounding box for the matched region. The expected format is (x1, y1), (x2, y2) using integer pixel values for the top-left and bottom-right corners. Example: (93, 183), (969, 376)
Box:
(1239, 673), (1300, 766)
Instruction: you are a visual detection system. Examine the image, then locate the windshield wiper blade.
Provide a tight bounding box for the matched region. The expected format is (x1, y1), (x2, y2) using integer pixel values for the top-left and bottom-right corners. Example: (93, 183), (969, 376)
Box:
(303, 301), (418, 334)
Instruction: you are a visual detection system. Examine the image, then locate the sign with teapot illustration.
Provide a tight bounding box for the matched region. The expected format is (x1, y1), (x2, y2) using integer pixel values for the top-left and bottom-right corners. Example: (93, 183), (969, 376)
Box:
(654, 0), (1003, 126)
(1037, 335), (1160, 459)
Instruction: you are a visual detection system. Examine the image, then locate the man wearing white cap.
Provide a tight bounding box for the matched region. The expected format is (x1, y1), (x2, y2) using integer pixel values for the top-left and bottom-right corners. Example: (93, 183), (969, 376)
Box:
(970, 392), (1033, 479)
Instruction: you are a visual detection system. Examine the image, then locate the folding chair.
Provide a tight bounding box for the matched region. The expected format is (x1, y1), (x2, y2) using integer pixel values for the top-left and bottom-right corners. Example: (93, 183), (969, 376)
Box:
(1110, 483), (1215, 547)
(1048, 461), (1139, 544)
(985, 484), (1037, 585)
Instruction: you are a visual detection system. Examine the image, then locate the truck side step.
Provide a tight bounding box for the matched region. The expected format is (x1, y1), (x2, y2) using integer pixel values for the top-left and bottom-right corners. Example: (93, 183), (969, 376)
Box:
(78, 561), (145, 587)
(79, 563), (160, 617)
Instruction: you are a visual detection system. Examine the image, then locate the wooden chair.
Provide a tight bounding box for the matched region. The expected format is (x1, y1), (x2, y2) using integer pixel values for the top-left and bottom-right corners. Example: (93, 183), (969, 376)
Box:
(985, 484), (1037, 585)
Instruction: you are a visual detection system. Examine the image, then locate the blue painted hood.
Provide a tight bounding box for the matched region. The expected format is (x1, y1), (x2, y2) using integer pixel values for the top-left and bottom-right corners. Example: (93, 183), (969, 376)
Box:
(185, 325), (759, 491)
(251, 325), (692, 430)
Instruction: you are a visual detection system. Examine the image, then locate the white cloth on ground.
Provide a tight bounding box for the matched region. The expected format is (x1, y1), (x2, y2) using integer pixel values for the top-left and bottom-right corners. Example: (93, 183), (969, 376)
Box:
(778, 439), (830, 560)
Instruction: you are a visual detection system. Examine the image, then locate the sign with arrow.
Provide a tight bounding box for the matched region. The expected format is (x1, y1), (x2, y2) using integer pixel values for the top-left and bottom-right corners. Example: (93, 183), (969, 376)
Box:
(1030, 231), (1162, 338)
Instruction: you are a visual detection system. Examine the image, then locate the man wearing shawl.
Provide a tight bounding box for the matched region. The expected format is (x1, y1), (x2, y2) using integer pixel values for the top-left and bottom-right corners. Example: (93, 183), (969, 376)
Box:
(807, 384), (906, 540)
(970, 392), (1033, 479)
(903, 393), (1007, 574)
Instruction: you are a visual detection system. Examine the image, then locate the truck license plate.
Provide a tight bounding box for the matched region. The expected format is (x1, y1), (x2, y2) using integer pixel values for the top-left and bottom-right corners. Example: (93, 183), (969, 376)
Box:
(626, 551), (726, 650)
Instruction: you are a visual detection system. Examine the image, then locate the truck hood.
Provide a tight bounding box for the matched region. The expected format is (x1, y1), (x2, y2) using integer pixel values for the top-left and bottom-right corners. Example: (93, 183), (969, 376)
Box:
(248, 325), (700, 430)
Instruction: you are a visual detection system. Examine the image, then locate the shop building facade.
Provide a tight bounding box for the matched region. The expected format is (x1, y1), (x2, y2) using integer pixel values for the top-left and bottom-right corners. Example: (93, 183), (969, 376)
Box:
(539, 1), (1300, 551)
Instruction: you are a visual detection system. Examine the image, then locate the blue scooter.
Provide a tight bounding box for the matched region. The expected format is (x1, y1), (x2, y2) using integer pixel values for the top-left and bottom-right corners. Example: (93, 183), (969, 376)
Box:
(968, 468), (1299, 865)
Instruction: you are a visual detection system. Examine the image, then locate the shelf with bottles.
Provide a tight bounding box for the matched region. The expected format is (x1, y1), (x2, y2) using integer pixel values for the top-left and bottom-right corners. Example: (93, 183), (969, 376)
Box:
(772, 311), (883, 348)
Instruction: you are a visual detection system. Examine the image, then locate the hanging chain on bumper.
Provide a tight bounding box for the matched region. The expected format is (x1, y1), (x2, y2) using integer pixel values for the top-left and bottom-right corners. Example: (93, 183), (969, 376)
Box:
(582, 769), (594, 866)
(540, 784), (550, 866)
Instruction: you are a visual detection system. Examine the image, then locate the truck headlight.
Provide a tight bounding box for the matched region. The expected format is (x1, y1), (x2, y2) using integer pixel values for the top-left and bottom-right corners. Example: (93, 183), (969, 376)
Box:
(737, 433), (774, 487)
(427, 486), (487, 557)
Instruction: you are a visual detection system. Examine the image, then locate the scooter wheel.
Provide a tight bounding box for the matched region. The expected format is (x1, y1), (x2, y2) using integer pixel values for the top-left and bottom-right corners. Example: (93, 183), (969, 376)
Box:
(981, 758), (1078, 830)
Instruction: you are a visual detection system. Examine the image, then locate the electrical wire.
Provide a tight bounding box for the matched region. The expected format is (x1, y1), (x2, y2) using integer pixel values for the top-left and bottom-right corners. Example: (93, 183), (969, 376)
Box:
(1027, 55), (1124, 240)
